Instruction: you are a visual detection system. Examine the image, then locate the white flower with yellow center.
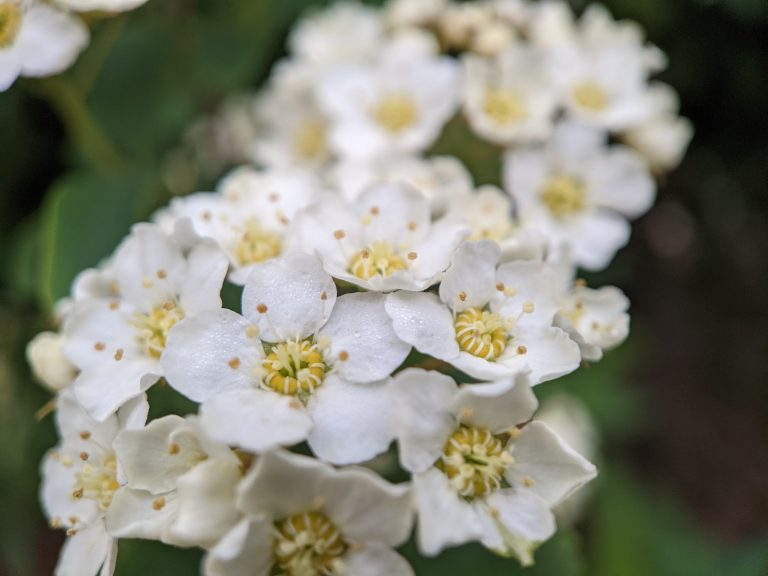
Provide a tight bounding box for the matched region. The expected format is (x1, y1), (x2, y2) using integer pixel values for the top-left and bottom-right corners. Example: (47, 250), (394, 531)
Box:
(294, 182), (469, 292)
(161, 253), (411, 464)
(503, 120), (655, 270)
(390, 369), (596, 564)
(40, 390), (148, 576)
(326, 154), (473, 217)
(386, 241), (581, 383)
(204, 450), (414, 576)
(462, 46), (558, 145)
(155, 166), (319, 285)
(63, 224), (228, 421)
(317, 48), (459, 160)
(0, 0), (88, 91)
(107, 414), (243, 549)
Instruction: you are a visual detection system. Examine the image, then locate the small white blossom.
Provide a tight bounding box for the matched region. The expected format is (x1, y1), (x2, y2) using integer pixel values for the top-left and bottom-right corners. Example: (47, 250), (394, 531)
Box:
(205, 450), (414, 576)
(385, 0), (446, 30)
(386, 240), (581, 383)
(26, 331), (78, 391)
(390, 369), (596, 564)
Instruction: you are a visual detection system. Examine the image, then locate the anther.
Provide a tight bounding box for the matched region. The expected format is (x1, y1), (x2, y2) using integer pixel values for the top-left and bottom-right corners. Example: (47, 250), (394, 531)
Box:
(152, 497), (166, 511)
(338, 350), (349, 361)
(256, 303), (268, 314)
(156, 269), (167, 279)
(516, 345), (527, 355)
(269, 193), (280, 203)
(94, 342), (106, 351)
(168, 443), (180, 455)
(72, 488), (84, 499)
(496, 282), (505, 291)
(114, 348), (124, 361)
(245, 325), (260, 338)
(66, 528), (78, 537)
(320, 291), (327, 301)
(370, 206), (380, 215)
(108, 300), (119, 311)
(407, 221), (417, 231)
(228, 357), (241, 369)
(202, 210), (212, 221)
(142, 278), (153, 289)
(79, 452), (89, 461)
(522, 476), (536, 487)
(333, 229), (346, 240)
(522, 301), (534, 314)
(79, 431), (91, 440)
(407, 251), (418, 260)
(458, 291), (467, 302)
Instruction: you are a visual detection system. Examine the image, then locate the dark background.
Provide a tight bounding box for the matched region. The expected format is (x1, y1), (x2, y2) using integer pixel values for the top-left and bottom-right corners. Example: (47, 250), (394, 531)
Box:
(0, 0), (766, 574)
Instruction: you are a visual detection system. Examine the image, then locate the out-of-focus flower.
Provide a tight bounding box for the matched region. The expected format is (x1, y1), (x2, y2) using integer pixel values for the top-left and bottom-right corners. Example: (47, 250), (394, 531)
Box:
(54, 0), (148, 13)
(26, 331), (78, 392)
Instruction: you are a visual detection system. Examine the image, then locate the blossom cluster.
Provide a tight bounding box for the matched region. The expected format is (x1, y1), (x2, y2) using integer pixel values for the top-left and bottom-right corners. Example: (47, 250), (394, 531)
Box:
(0, 0), (148, 91)
(26, 1), (691, 575)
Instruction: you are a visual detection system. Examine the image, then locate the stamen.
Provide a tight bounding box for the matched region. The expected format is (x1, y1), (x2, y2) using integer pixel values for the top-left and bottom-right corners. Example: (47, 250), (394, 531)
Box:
(273, 512), (347, 576)
(454, 308), (509, 361)
(262, 339), (327, 397)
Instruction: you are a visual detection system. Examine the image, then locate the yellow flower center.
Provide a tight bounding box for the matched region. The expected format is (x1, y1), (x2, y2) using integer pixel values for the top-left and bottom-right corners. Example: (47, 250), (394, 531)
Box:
(235, 217), (282, 265)
(455, 308), (509, 361)
(0, 2), (22, 48)
(294, 121), (327, 161)
(349, 241), (409, 280)
(263, 339), (327, 396)
(133, 302), (185, 358)
(439, 426), (513, 499)
(540, 175), (587, 218)
(72, 454), (119, 511)
(274, 512), (347, 576)
(372, 94), (418, 133)
(572, 81), (608, 112)
(482, 89), (527, 125)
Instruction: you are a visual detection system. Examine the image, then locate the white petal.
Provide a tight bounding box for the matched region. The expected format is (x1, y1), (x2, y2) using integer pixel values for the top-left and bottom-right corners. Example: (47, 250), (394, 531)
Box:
(408, 221), (470, 286)
(308, 377), (394, 465)
(319, 292), (410, 383)
(390, 369), (457, 473)
(200, 389), (311, 453)
(55, 523), (111, 576)
(74, 361), (158, 422)
(237, 450), (331, 519)
(161, 309), (260, 402)
(41, 449), (100, 529)
(165, 459), (242, 549)
(568, 211), (631, 271)
(16, 3), (88, 78)
(321, 467), (413, 546)
(203, 518), (273, 576)
(241, 253), (336, 340)
(499, 326), (581, 384)
(345, 543), (414, 576)
(413, 469), (484, 556)
(357, 183), (430, 246)
(452, 374), (538, 432)
(439, 241), (499, 311)
(385, 291), (460, 363)
(505, 421), (597, 507)
(589, 146), (655, 218)
(56, 388), (118, 448)
(179, 240), (228, 316)
(105, 488), (178, 540)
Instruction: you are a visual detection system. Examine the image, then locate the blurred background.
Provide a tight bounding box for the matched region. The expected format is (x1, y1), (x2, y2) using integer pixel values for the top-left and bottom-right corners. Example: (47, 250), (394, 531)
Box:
(1, 0), (767, 574)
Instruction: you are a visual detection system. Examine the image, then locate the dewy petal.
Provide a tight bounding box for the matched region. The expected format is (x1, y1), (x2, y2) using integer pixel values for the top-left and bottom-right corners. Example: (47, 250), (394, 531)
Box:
(55, 523), (111, 576)
(498, 325), (581, 384)
(241, 253), (337, 341)
(237, 450), (331, 519)
(451, 373), (538, 432)
(320, 467), (413, 547)
(203, 518), (273, 576)
(161, 309), (260, 403)
(307, 376), (395, 465)
(318, 293), (410, 384)
(178, 240), (228, 316)
(344, 543), (414, 576)
(439, 240), (499, 311)
(165, 459), (242, 549)
(74, 360), (159, 422)
(481, 489), (556, 566)
(200, 389), (311, 453)
(385, 291), (460, 363)
(504, 421), (597, 507)
(105, 488), (178, 540)
(413, 469), (484, 557)
(356, 182), (430, 246)
(390, 369), (457, 473)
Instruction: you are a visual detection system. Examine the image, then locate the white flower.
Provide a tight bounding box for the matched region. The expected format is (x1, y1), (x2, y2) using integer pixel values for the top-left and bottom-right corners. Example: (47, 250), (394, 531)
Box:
(442, 185), (547, 262)
(390, 369), (596, 564)
(161, 253), (411, 464)
(0, 0), (88, 91)
(108, 414), (242, 549)
(156, 166), (319, 284)
(555, 284), (630, 362)
(54, 0), (148, 13)
(326, 154), (473, 217)
(40, 390), (148, 576)
(317, 48), (459, 160)
(385, 0), (446, 29)
(386, 240), (581, 383)
(621, 83), (693, 172)
(288, 1), (384, 67)
(26, 331), (78, 391)
(503, 120), (656, 270)
(63, 224), (228, 420)
(295, 182), (468, 292)
(205, 450), (414, 576)
(437, 2), (494, 50)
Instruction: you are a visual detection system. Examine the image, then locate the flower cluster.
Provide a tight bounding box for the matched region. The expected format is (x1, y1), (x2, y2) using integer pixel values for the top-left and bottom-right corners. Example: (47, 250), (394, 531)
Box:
(0, 0), (148, 91)
(27, 1), (691, 575)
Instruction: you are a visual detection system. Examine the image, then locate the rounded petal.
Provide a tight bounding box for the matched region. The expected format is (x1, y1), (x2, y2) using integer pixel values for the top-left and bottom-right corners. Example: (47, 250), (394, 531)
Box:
(319, 292), (410, 383)
(451, 373), (538, 432)
(589, 146), (655, 218)
(74, 361), (158, 422)
(504, 421), (597, 507)
(161, 309), (260, 403)
(16, 3), (88, 78)
(179, 240), (228, 316)
(241, 253), (336, 340)
(390, 369), (457, 473)
(568, 211), (631, 271)
(105, 488), (178, 540)
(498, 325), (581, 384)
(439, 241), (499, 311)
(345, 543), (414, 576)
(55, 524), (111, 576)
(385, 291), (460, 363)
(200, 389), (311, 453)
(203, 518), (273, 576)
(308, 377), (395, 465)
